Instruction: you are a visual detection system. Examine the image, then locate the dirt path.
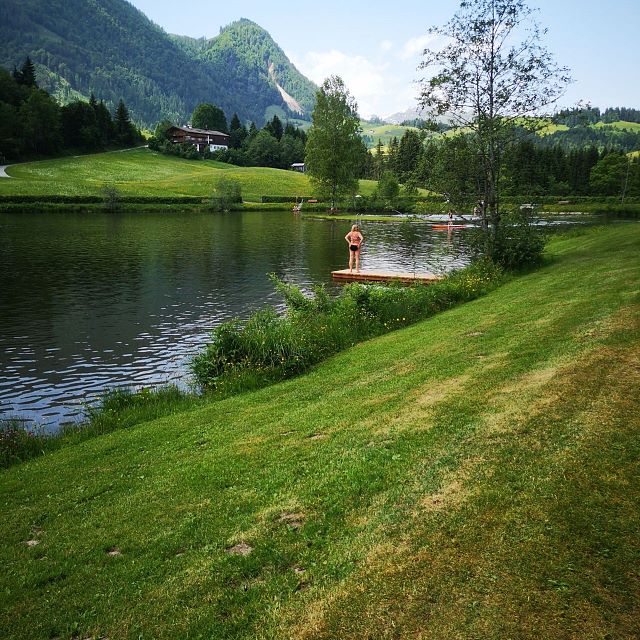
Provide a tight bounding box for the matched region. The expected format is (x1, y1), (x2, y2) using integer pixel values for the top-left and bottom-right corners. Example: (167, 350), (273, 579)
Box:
(0, 165), (11, 178)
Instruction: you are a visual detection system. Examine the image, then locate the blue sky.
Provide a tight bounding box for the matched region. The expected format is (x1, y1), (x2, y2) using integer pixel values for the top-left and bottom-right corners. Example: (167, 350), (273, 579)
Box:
(129, 0), (640, 119)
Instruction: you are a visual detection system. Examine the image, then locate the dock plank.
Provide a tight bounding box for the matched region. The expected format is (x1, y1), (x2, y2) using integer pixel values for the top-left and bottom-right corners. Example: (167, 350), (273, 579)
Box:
(331, 269), (442, 284)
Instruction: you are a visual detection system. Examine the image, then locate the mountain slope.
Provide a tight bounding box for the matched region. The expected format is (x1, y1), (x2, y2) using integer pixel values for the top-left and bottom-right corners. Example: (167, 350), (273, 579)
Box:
(0, 2), (317, 127)
(171, 19), (316, 119)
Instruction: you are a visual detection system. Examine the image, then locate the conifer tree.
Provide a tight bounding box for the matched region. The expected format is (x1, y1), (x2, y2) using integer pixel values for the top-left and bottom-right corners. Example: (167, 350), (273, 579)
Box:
(115, 99), (135, 146)
(17, 57), (37, 88)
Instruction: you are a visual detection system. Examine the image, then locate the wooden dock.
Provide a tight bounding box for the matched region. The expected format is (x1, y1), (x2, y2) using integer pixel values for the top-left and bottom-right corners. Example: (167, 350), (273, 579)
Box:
(331, 269), (442, 284)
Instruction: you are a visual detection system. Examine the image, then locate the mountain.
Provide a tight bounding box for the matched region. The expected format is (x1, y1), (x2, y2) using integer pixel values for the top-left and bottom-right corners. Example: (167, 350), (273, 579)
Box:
(0, 2), (317, 127)
(384, 107), (454, 126)
(170, 20), (316, 120)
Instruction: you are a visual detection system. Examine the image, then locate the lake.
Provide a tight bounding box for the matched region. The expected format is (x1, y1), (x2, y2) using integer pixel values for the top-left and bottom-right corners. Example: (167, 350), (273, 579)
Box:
(0, 210), (473, 431)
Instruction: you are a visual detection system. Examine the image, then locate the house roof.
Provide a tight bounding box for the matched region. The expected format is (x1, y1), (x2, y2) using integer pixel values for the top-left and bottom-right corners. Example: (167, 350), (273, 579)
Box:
(169, 125), (229, 137)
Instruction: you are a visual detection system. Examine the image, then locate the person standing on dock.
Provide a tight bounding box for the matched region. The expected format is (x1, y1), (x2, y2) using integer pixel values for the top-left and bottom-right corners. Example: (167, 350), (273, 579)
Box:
(345, 224), (364, 273)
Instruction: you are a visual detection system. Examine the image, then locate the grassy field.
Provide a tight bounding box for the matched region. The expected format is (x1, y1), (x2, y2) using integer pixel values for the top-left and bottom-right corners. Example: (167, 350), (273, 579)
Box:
(360, 122), (418, 148)
(0, 148), (379, 200)
(592, 120), (640, 133)
(1, 224), (639, 639)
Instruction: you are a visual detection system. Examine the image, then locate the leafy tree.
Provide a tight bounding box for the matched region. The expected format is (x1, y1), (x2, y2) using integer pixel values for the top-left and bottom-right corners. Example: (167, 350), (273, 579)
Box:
(428, 135), (482, 207)
(19, 89), (62, 155)
(247, 129), (281, 167)
(211, 176), (242, 211)
(191, 103), (228, 133)
(305, 76), (362, 208)
(419, 0), (571, 255)
(589, 153), (629, 196)
(153, 119), (173, 141)
(376, 171), (400, 205)
(279, 133), (305, 168)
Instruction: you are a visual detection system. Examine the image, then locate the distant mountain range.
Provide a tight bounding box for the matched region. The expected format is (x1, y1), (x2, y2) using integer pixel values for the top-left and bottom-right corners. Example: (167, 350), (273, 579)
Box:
(0, 1), (317, 127)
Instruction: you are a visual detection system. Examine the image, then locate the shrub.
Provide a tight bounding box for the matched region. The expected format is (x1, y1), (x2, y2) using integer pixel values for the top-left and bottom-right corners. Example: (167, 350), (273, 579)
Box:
(210, 176), (242, 211)
(102, 184), (122, 212)
(494, 210), (547, 269)
(468, 210), (547, 270)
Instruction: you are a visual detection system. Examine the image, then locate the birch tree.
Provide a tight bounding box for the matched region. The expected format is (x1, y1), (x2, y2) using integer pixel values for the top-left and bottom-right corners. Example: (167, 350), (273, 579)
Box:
(419, 0), (571, 251)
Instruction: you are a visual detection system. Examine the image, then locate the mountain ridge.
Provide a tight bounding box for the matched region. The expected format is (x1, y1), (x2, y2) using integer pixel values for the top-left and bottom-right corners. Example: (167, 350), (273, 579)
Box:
(0, 3), (317, 127)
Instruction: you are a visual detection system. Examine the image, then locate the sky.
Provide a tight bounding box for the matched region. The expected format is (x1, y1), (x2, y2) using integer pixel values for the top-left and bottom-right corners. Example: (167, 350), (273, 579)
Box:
(128, 0), (640, 120)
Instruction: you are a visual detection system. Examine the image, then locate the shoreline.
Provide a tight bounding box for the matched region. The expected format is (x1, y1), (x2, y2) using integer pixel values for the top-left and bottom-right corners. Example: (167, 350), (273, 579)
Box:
(0, 198), (638, 217)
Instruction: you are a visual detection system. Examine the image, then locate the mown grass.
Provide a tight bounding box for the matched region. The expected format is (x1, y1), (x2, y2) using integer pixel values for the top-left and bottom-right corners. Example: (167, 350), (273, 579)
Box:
(0, 224), (638, 639)
(0, 148), (379, 200)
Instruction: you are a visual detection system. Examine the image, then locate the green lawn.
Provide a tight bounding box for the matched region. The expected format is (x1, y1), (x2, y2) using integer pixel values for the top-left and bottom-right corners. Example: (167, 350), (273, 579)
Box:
(1, 224), (639, 639)
(0, 148), (379, 200)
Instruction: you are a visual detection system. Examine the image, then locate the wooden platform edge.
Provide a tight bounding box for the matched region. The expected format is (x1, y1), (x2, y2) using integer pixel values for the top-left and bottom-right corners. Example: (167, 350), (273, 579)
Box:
(331, 270), (442, 284)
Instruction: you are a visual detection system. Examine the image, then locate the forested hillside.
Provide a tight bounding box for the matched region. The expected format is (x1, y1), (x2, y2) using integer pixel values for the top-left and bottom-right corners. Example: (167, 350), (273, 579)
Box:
(0, 1), (316, 127)
(171, 20), (316, 120)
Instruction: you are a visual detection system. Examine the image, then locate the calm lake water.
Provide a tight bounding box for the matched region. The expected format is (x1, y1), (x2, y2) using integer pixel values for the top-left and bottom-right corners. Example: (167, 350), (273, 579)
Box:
(0, 210), (473, 431)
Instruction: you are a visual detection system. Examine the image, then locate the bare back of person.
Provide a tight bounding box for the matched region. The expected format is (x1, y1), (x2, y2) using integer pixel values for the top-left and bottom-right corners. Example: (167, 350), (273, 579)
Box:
(345, 225), (364, 272)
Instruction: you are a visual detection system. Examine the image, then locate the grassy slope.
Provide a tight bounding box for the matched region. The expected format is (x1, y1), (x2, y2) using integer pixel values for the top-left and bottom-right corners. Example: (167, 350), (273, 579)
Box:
(0, 148), (379, 200)
(592, 120), (640, 133)
(1, 225), (639, 639)
(361, 122), (418, 148)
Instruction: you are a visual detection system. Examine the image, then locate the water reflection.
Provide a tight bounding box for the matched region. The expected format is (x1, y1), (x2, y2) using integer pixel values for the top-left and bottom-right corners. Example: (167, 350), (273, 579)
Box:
(0, 210), (472, 431)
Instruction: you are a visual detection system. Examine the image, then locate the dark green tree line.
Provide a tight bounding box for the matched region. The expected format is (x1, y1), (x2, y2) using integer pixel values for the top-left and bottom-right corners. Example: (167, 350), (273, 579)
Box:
(0, 59), (141, 161)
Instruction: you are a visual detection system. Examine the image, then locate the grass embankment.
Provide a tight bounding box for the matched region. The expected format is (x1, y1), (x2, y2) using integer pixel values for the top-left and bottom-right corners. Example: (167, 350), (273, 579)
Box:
(0, 148), (378, 201)
(1, 224), (639, 639)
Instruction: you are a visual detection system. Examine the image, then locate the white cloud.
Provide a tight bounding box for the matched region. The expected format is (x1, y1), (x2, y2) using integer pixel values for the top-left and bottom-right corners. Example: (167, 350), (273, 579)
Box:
(287, 46), (427, 120)
(380, 39), (393, 52)
(290, 49), (390, 118)
(399, 34), (439, 61)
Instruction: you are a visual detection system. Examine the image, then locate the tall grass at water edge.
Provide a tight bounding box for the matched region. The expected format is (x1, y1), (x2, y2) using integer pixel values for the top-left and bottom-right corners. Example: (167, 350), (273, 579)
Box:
(0, 386), (198, 468)
(1, 262), (503, 469)
(192, 260), (504, 394)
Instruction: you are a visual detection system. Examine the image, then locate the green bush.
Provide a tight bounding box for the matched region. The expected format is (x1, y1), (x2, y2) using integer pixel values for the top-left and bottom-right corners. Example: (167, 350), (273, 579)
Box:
(210, 176), (243, 211)
(468, 210), (547, 270)
(102, 184), (122, 212)
(192, 260), (504, 392)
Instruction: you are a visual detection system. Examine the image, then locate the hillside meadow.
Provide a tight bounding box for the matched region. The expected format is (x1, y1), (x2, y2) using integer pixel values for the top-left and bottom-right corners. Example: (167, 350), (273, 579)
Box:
(1, 223), (638, 639)
(0, 148), (379, 201)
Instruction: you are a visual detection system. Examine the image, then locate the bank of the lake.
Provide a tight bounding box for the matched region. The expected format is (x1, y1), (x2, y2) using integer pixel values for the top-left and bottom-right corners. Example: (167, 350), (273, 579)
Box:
(0, 210), (473, 429)
(1, 224), (638, 639)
